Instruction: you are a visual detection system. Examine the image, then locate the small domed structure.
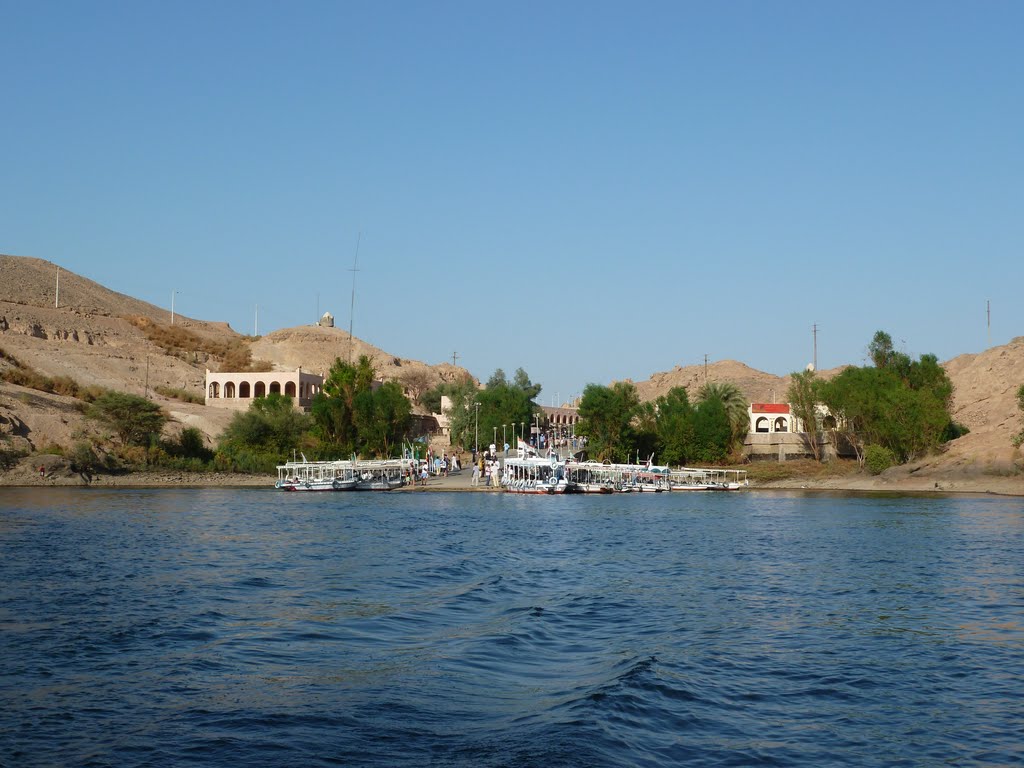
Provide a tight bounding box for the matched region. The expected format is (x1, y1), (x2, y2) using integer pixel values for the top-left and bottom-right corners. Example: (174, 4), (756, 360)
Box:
(319, 311), (335, 328)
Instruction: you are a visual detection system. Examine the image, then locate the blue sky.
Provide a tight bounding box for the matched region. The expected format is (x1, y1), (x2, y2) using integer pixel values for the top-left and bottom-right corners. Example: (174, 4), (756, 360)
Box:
(3, 1), (1021, 404)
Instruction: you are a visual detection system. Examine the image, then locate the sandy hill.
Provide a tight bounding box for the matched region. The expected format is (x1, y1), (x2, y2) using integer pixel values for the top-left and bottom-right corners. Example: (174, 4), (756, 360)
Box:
(251, 325), (471, 402)
(1, 254), (1022, 485)
(0, 255), (472, 451)
(630, 342), (1024, 479)
(632, 359), (845, 407)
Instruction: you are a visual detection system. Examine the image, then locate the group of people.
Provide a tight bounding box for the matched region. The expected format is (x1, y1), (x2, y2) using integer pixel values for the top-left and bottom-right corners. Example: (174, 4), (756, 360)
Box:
(470, 444), (503, 487)
(421, 450), (460, 479)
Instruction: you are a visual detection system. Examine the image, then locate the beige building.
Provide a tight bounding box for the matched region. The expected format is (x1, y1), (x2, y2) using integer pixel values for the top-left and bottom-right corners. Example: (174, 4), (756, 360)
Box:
(204, 368), (324, 410)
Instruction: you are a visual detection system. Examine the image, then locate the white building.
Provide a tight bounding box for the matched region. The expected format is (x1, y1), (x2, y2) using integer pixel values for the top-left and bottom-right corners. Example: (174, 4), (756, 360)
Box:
(204, 368), (324, 410)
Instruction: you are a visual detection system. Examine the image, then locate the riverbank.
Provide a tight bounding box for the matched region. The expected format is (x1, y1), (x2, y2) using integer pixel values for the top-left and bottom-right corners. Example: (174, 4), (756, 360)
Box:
(3, 459), (1022, 496)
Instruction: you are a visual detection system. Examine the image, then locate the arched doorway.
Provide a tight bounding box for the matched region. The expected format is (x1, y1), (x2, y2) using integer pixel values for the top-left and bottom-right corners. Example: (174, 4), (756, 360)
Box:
(225, 382), (236, 398)
(254, 381), (266, 398)
(208, 382), (220, 398)
(285, 382), (296, 397)
(269, 381), (282, 395)
(774, 417), (788, 433)
(239, 382), (251, 398)
(755, 417), (770, 433)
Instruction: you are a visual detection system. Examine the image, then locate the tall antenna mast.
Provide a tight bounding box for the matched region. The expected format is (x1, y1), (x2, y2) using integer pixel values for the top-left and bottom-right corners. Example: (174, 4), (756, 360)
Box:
(348, 232), (362, 363)
(812, 323), (818, 370)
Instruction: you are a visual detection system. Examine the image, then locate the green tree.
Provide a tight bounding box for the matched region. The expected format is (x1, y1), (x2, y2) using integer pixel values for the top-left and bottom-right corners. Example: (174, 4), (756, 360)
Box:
(476, 381), (535, 451)
(576, 381), (640, 462)
(819, 332), (958, 465)
(654, 387), (695, 466)
(353, 380), (411, 457)
(697, 381), (749, 450)
(691, 397), (732, 462)
(438, 375), (484, 451)
(217, 393), (312, 471)
(787, 369), (823, 461)
(1014, 384), (1024, 448)
(311, 355), (377, 454)
(87, 391), (167, 446)
(512, 368), (543, 401)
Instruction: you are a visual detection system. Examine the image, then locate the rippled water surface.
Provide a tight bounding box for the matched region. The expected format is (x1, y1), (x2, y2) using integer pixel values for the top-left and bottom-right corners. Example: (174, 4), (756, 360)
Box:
(2, 488), (1023, 766)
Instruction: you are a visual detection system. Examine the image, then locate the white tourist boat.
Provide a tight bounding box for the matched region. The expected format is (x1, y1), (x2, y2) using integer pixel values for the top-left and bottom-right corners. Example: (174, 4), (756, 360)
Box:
(353, 459), (412, 491)
(276, 457), (413, 491)
(669, 467), (748, 491)
(564, 459), (748, 493)
(501, 455), (575, 494)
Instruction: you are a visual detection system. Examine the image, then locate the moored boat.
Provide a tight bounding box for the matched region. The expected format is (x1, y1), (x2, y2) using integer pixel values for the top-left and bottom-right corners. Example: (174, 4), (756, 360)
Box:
(276, 458), (414, 491)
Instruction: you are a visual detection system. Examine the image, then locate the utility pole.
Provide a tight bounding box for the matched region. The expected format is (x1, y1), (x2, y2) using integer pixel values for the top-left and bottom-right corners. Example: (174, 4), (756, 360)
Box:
(812, 323), (818, 370)
(452, 350), (459, 366)
(254, 304), (259, 337)
(474, 402), (480, 455)
(704, 354), (709, 383)
(987, 300), (991, 347)
(348, 232), (362, 364)
(171, 290), (178, 325)
(55, 266), (60, 309)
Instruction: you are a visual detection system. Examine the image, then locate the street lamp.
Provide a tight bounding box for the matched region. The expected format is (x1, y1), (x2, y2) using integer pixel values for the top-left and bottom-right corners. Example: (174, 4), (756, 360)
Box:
(170, 289), (179, 325)
(474, 402), (480, 455)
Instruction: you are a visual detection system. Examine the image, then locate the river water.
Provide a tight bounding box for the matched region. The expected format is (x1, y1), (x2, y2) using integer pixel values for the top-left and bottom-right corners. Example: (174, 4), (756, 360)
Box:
(1, 488), (1022, 767)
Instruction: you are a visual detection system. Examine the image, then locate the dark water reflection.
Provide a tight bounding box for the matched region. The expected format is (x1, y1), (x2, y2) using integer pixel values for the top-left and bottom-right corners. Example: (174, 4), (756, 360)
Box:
(1, 488), (1022, 766)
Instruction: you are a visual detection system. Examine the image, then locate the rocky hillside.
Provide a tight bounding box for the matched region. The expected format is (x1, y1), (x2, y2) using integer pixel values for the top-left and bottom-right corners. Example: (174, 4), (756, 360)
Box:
(2, 254), (1022, 483)
(0, 254), (473, 451)
(629, 341), (1024, 479)
(630, 359), (843, 407)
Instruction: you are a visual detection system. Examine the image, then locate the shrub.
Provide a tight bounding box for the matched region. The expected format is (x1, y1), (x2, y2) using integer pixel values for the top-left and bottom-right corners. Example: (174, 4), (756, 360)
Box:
(87, 391), (167, 446)
(154, 385), (204, 404)
(864, 444), (896, 475)
(124, 315), (272, 372)
(69, 441), (100, 474)
(0, 441), (27, 470)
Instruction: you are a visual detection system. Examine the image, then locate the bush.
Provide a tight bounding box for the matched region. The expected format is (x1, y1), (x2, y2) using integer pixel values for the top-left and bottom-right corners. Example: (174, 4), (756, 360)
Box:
(87, 391), (167, 446)
(864, 444), (896, 475)
(0, 442), (27, 470)
(154, 385), (204, 404)
(69, 441), (99, 474)
(123, 315), (272, 372)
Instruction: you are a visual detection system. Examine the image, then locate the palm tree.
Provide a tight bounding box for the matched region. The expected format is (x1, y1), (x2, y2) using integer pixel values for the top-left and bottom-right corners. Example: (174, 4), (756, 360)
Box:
(697, 381), (749, 445)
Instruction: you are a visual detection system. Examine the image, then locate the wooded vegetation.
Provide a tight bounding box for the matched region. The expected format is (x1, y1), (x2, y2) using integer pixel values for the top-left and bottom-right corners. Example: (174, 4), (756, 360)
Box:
(788, 331), (964, 467)
(576, 380), (746, 464)
(214, 355), (413, 472)
(1013, 384), (1024, 448)
(423, 367), (540, 453)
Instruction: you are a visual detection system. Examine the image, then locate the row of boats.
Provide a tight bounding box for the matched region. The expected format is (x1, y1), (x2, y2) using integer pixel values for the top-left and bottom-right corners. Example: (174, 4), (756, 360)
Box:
(275, 458), (412, 491)
(502, 456), (747, 494)
(275, 454), (747, 494)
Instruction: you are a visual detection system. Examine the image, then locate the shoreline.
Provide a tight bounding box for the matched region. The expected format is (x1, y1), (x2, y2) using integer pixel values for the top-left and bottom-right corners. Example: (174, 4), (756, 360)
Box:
(2, 468), (1021, 496)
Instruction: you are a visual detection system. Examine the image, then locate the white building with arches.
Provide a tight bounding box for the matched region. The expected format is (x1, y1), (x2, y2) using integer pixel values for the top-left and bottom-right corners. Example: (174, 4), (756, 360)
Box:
(204, 368), (324, 410)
